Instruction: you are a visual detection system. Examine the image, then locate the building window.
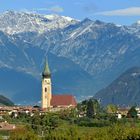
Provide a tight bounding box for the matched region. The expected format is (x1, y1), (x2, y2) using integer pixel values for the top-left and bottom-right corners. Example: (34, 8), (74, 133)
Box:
(45, 88), (47, 92)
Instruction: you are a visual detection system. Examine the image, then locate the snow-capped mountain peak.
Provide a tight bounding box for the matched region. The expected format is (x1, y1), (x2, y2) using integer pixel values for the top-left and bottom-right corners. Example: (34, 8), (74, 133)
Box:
(135, 20), (140, 25)
(44, 14), (76, 22)
(0, 11), (78, 34)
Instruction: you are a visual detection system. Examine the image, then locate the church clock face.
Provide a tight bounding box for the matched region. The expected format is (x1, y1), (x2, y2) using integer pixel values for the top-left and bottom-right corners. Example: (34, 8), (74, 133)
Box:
(44, 79), (50, 84)
(44, 80), (47, 84)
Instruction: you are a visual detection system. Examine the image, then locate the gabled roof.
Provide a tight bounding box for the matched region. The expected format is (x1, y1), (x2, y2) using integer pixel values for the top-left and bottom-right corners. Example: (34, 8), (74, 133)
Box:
(51, 95), (77, 107)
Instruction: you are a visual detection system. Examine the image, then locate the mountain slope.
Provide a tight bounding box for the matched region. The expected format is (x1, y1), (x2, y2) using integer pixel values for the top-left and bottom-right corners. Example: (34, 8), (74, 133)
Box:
(94, 67), (140, 106)
(0, 53), (95, 104)
(0, 95), (14, 106)
(10, 13), (140, 88)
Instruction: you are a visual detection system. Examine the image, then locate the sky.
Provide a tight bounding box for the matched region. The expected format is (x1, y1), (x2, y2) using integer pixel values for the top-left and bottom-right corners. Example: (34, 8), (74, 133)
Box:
(1, 0), (140, 25)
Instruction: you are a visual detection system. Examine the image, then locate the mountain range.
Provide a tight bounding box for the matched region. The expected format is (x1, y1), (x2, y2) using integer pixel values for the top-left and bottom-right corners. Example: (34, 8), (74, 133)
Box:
(0, 11), (140, 105)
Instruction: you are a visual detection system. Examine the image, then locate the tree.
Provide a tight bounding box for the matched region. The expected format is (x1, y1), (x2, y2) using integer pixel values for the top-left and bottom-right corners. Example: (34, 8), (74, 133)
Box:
(93, 99), (100, 114)
(127, 106), (137, 118)
(86, 99), (94, 118)
(31, 112), (42, 133)
(106, 104), (117, 114)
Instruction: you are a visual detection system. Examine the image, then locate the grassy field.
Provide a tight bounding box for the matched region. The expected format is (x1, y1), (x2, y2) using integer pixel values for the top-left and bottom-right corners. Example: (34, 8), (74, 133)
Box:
(1, 119), (140, 140)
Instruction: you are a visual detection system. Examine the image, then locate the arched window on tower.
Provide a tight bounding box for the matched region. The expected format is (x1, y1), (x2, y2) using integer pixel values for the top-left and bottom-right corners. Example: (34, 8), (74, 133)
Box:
(45, 87), (47, 92)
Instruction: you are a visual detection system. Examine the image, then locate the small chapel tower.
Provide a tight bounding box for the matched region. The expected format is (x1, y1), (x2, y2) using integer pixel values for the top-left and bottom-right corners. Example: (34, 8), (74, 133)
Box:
(42, 60), (52, 109)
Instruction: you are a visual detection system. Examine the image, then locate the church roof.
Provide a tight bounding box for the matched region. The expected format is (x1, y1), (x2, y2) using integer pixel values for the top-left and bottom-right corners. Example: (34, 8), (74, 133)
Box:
(42, 60), (51, 77)
(51, 95), (77, 107)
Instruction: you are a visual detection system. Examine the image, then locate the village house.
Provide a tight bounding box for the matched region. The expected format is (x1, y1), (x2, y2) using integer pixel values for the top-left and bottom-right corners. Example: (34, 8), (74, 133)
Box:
(116, 108), (130, 119)
(0, 121), (16, 130)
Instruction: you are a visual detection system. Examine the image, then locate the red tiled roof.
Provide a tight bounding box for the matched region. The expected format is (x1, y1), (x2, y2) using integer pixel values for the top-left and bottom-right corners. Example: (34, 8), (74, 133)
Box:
(51, 95), (77, 107)
(0, 122), (16, 130)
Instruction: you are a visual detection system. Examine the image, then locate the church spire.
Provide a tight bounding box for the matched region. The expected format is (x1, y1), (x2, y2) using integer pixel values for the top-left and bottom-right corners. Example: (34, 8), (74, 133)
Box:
(42, 59), (51, 78)
(42, 58), (52, 109)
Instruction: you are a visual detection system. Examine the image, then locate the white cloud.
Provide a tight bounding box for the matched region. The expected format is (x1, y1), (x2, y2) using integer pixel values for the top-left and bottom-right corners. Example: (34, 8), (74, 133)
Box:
(36, 6), (64, 13)
(96, 7), (140, 16)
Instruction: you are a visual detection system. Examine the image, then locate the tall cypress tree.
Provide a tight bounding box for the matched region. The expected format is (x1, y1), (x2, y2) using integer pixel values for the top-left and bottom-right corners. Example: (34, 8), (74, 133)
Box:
(86, 99), (94, 118)
(128, 106), (137, 118)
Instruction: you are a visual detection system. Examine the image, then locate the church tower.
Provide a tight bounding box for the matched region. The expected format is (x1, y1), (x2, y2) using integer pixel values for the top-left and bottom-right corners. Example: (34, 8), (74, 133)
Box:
(42, 60), (52, 109)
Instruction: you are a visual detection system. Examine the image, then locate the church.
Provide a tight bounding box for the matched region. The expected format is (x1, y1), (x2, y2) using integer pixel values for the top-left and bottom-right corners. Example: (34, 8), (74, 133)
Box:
(41, 60), (77, 110)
